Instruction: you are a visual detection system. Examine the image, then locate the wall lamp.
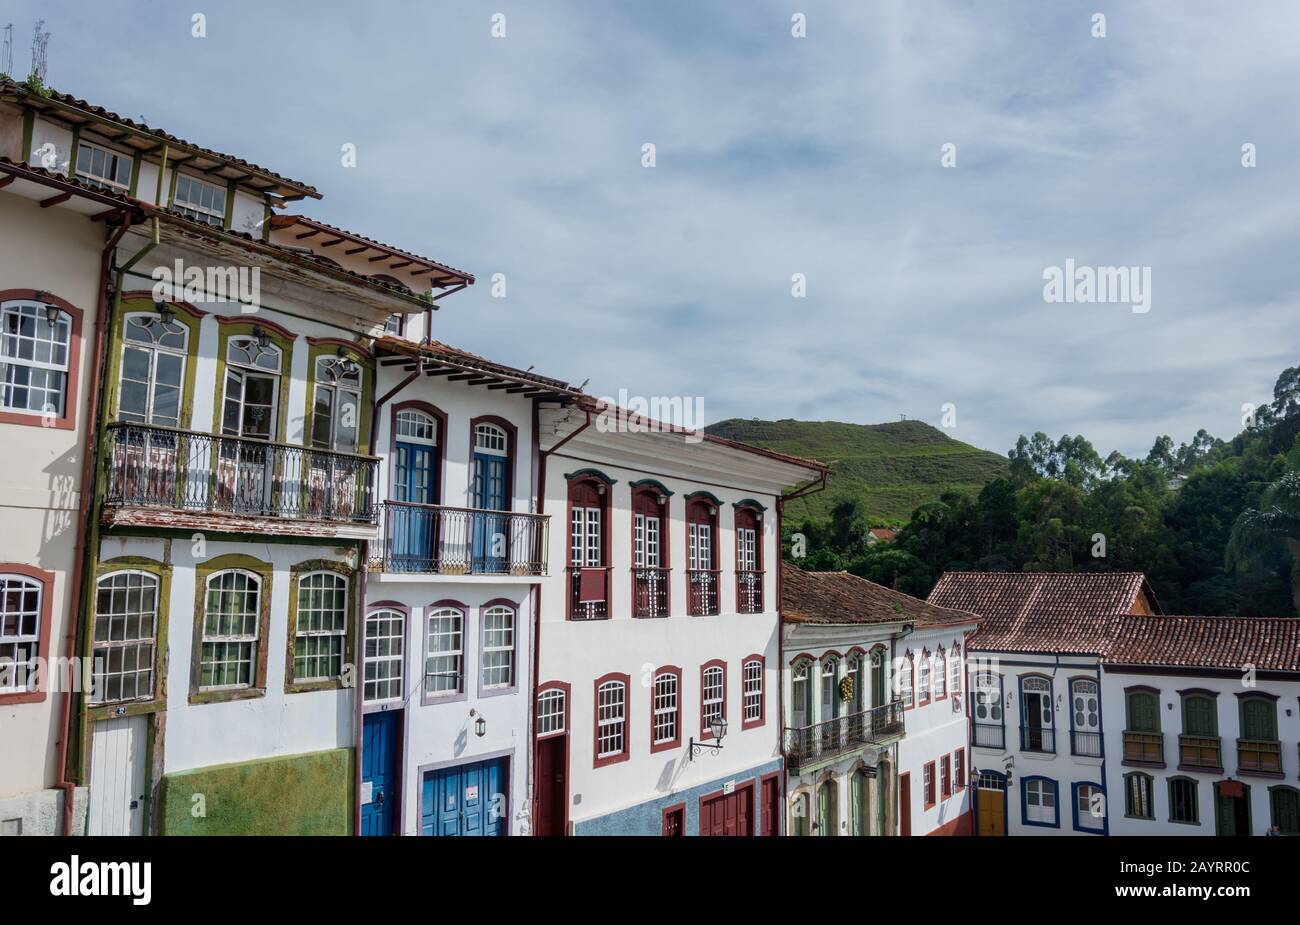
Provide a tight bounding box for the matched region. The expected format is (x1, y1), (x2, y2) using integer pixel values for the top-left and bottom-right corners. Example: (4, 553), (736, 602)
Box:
(155, 299), (175, 326)
(470, 708), (486, 738)
(687, 718), (728, 760)
(253, 325), (270, 348)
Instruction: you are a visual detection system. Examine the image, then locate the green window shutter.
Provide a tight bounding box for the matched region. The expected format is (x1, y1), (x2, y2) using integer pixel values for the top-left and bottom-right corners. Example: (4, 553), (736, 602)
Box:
(1128, 692), (1159, 733)
(1216, 791), (1236, 836)
(1273, 789), (1300, 835)
(1241, 698), (1277, 741)
(1183, 696), (1215, 736)
(850, 773), (863, 835)
(817, 783), (831, 835)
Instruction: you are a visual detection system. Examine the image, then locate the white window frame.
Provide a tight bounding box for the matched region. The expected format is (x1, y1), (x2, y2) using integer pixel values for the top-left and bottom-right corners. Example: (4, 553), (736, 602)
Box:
(364, 609), (405, 703)
(173, 173), (227, 225)
(480, 604), (515, 691)
(652, 670), (679, 745)
(76, 139), (132, 192)
(395, 408), (436, 443)
(474, 423), (508, 455)
(293, 571), (348, 683)
(743, 659), (763, 722)
(537, 688), (566, 737)
(424, 607), (464, 696)
(0, 574), (43, 693)
(933, 649), (946, 698)
(702, 664), (725, 731)
(597, 680), (627, 758)
(117, 312), (188, 427)
(199, 569), (261, 691)
(1, 300), (72, 417)
(1025, 778), (1057, 824)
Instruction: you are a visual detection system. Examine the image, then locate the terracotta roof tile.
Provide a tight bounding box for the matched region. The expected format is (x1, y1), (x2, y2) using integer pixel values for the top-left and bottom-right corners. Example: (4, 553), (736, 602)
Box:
(270, 215), (474, 285)
(782, 563), (980, 628)
(1105, 615), (1300, 673)
(927, 571), (1156, 654)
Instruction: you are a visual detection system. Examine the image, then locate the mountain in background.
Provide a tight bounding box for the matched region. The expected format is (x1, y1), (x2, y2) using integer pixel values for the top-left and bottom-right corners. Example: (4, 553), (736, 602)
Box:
(705, 418), (1008, 524)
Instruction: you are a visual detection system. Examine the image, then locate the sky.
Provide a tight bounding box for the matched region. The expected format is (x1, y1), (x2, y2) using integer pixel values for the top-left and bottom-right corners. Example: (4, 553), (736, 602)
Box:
(7, 0), (1299, 458)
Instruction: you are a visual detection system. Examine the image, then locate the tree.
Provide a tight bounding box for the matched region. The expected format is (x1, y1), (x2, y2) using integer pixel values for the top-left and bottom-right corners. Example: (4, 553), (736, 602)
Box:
(1227, 470), (1300, 613)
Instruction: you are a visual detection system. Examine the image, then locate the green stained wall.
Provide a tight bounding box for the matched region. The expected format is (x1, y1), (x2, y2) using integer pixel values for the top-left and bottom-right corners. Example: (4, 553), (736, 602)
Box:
(159, 748), (353, 835)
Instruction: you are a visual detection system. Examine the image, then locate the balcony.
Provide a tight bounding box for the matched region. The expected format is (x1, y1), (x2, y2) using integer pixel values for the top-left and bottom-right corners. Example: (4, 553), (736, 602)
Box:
(973, 722), (1005, 750)
(1237, 738), (1283, 777)
(1122, 730), (1165, 767)
(687, 569), (720, 616)
(1019, 725), (1056, 755)
(632, 568), (670, 618)
(374, 500), (548, 576)
(1071, 730), (1102, 758)
(736, 570), (763, 614)
(570, 566), (610, 620)
(1177, 734), (1223, 772)
(783, 702), (905, 774)
(104, 423), (378, 535)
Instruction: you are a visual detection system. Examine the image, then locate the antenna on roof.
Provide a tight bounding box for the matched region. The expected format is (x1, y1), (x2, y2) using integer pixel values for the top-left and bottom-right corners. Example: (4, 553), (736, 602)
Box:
(578, 378), (590, 390)
(2, 25), (14, 78)
(28, 19), (49, 89)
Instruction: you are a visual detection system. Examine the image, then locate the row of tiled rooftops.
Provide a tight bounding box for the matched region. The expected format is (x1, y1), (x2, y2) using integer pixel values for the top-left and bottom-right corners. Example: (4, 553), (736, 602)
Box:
(781, 565), (1300, 672)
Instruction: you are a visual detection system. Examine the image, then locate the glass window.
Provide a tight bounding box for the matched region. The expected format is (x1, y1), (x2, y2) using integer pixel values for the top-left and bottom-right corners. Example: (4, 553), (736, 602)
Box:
(173, 174), (227, 225)
(0, 574), (43, 693)
(424, 607), (463, 696)
(364, 609), (404, 703)
(118, 313), (187, 427)
(311, 355), (362, 453)
(1, 300), (72, 417)
(702, 664), (725, 731)
(1125, 773), (1154, 820)
(933, 648), (946, 698)
(91, 571), (157, 703)
(1271, 787), (1300, 835)
(897, 655), (913, 705)
(596, 680), (626, 758)
(1076, 783), (1105, 830)
(918, 653), (931, 702)
(293, 572), (347, 682)
(1168, 777), (1199, 825)
(76, 141), (132, 191)
(653, 671), (679, 744)
(199, 570), (260, 690)
(820, 657), (838, 720)
(743, 659), (763, 722)
(1024, 778), (1057, 824)
(537, 688), (566, 737)
(480, 604), (514, 689)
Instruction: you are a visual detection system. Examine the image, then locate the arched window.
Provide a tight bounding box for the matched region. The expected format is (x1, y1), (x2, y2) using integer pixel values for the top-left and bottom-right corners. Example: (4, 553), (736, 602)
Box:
(0, 572), (47, 696)
(424, 606), (464, 696)
(651, 667), (681, 750)
(949, 645), (962, 696)
(870, 647), (887, 707)
(917, 650), (931, 705)
(222, 335), (282, 441)
(933, 647), (946, 699)
(595, 674), (629, 765)
(480, 603), (515, 691)
(536, 685), (567, 737)
(821, 657), (840, 721)
(632, 485), (669, 618)
(845, 654), (864, 714)
(291, 571), (347, 684)
(897, 652), (914, 707)
(199, 569), (261, 691)
(1, 298), (74, 418)
(1069, 678), (1101, 756)
(742, 657), (764, 728)
(364, 609), (404, 703)
(475, 423), (508, 455)
(791, 658), (811, 728)
(817, 779), (838, 836)
(311, 353), (363, 453)
(91, 570), (159, 703)
(1020, 676), (1054, 753)
(686, 496), (719, 616)
(118, 311), (188, 427)
(701, 661), (727, 738)
(734, 504), (763, 614)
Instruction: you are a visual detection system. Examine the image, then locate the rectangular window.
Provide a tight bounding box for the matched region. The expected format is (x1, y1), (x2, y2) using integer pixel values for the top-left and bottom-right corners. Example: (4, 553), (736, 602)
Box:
(934, 653), (946, 698)
(597, 680), (627, 759)
(480, 605), (515, 690)
(923, 761), (935, 807)
(1, 301), (71, 416)
(537, 688), (566, 737)
(1168, 778), (1199, 824)
(1024, 779), (1057, 825)
(293, 572), (347, 682)
(1125, 773), (1154, 820)
(76, 141), (131, 191)
(173, 174), (227, 226)
(199, 571), (260, 690)
(940, 755), (951, 799)
(0, 574), (43, 693)
(652, 672), (679, 745)
(1076, 784), (1105, 830)
(743, 660), (763, 723)
(425, 608), (463, 696)
(91, 571), (157, 703)
(702, 664), (725, 734)
(737, 527), (756, 571)
(364, 610), (404, 703)
(954, 750), (965, 788)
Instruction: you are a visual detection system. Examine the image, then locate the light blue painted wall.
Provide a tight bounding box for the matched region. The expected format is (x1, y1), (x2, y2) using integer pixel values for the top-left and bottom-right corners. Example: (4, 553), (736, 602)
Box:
(574, 759), (782, 836)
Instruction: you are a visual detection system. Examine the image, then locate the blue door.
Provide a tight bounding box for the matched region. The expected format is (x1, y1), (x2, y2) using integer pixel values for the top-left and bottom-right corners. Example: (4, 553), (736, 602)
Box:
(392, 441), (435, 571)
(420, 757), (508, 836)
(472, 450), (508, 574)
(361, 711), (399, 836)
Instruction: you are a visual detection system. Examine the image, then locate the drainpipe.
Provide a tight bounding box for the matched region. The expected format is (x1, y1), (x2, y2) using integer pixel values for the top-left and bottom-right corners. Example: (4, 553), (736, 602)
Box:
(58, 212), (141, 835)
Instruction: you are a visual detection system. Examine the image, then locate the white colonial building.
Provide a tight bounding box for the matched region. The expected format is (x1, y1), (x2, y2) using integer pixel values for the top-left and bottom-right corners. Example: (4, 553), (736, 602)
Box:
(534, 403), (827, 835)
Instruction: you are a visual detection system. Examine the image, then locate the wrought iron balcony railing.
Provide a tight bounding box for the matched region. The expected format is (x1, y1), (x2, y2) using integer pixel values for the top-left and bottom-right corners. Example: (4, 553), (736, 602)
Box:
(687, 569), (720, 616)
(973, 722), (1005, 750)
(783, 702), (905, 773)
(105, 423), (378, 523)
(569, 566), (611, 620)
(1178, 734), (1223, 772)
(632, 567), (670, 618)
(1020, 725), (1056, 755)
(1071, 730), (1102, 758)
(1237, 738), (1282, 776)
(1122, 730), (1165, 766)
(375, 500), (548, 575)
(736, 570), (763, 614)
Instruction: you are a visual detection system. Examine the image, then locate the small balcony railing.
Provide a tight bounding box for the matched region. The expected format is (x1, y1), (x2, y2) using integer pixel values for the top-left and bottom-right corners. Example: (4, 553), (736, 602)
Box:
(1019, 725), (1056, 755)
(973, 722), (1005, 750)
(1237, 738), (1282, 776)
(687, 569), (720, 616)
(783, 702), (905, 773)
(569, 566), (611, 620)
(1071, 730), (1102, 758)
(736, 570), (763, 614)
(105, 423), (378, 523)
(1178, 734), (1223, 772)
(632, 567), (670, 618)
(376, 500), (548, 575)
(1122, 730), (1165, 766)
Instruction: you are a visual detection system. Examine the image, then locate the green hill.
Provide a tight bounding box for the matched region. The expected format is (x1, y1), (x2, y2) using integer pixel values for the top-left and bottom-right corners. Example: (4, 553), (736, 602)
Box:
(706, 418), (1009, 525)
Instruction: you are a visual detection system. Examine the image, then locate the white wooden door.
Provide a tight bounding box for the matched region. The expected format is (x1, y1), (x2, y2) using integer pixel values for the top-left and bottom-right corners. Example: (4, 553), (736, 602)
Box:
(88, 715), (147, 836)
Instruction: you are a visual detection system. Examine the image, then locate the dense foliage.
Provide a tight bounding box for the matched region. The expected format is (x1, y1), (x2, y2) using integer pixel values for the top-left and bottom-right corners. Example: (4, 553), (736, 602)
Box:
(786, 367), (1300, 617)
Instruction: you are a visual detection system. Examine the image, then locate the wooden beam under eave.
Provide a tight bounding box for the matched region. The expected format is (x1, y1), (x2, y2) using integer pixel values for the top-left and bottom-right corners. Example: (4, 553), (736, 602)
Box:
(296, 229), (320, 240)
(91, 207), (124, 222)
(320, 237), (345, 247)
(345, 246), (368, 255)
(387, 260), (413, 270)
(505, 385), (542, 394)
(424, 367), (457, 377)
(368, 253), (391, 263)
(0, 175), (15, 189)
(409, 268), (434, 277)
(40, 192), (72, 208)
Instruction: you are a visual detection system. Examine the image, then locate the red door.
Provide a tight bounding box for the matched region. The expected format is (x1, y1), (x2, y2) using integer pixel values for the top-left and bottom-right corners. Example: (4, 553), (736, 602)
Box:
(761, 776), (780, 836)
(534, 736), (567, 836)
(662, 805), (684, 836)
(700, 785), (754, 836)
(899, 773), (911, 837)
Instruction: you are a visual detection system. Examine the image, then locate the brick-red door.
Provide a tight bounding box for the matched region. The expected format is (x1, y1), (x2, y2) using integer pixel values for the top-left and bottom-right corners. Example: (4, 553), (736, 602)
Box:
(700, 785), (754, 836)
(899, 773), (911, 837)
(534, 735), (567, 836)
(761, 776), (780, 836)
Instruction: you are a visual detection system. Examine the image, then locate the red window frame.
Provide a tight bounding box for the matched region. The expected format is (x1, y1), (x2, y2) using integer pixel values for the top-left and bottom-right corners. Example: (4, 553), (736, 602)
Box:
(954, 749), (966, 788)
(934, 646), (947, 700)
(917, 648), (931, 706)
(733, 502), (764, 614)
(649, 665), (683, 753)
(685, 494), (720, 616)
(699, 658), (727, 740)
(592, 671), (631, 768)
(0, 290), (84, 431)
(567, 472), (613, 620)
(923, 760), (936, 808)
(900, 651), (915, 710)
(740, 654), (765, 730)
(631, 485), (671, 618)
(0, 563), (55, 705)
(940, 755), (952, 799)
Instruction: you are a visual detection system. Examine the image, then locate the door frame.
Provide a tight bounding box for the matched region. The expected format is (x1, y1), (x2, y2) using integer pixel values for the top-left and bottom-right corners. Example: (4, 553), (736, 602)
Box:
(760, 771), (782, 836)
(361, 707), (403, 836)
(87, 712), (154, 836)
(661, 801), (687, 836)
(418, 748), (515, 836)
(698, 778), (757, 836)
(1214, 780), (1252, 836)
(974, 769), (1009, 837)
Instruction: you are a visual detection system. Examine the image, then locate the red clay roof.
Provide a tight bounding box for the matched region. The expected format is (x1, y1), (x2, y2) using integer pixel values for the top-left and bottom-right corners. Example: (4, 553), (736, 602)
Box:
(783, 563), (980, 628)
(927, 571), (1157, 654)
(1105, 615), (1300, 673)
(374, 336), (578, 394)
(270, 215), (474, 286)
